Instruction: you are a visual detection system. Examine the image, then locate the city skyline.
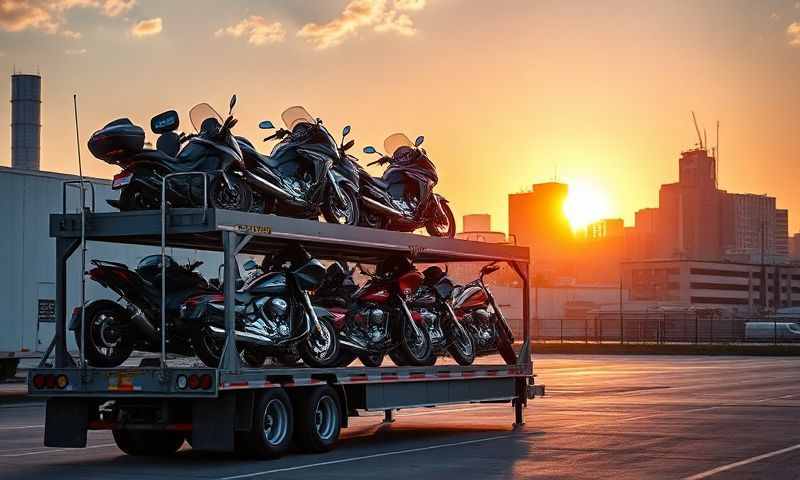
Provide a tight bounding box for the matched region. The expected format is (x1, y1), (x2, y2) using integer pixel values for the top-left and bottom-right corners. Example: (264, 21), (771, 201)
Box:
(1, 0), (800, 233)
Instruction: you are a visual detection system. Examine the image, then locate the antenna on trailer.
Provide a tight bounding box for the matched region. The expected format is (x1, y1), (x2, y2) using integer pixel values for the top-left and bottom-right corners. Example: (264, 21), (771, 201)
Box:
(73, 94), (88, 370)
(691, 111), (704, 149)
(703, 128), (707, 153)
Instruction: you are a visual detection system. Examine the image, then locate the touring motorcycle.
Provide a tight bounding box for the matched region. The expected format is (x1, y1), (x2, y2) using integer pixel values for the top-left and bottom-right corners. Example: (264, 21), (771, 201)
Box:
(70, 256), (216, 367)
(233, 107), (360, 224)
(359, 134), (456, 237)
(89, 95), (254, 212)
(400, 265), (476, 366)
(452, 263), (517, 365)
(180, 245), (343, 368)
(330, 256), (433, 367)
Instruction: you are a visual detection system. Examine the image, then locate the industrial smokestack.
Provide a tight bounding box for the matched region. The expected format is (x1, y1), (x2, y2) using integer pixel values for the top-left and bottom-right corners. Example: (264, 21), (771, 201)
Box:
(11, 73), (41, 170)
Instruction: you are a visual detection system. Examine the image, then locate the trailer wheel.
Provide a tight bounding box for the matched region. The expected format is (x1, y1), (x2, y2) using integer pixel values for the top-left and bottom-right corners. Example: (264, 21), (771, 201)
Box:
(245, 389), (293, 459)
(293, 385), (341, 453)
(112, 430), (184, 456)
(0, 359), (19, 381)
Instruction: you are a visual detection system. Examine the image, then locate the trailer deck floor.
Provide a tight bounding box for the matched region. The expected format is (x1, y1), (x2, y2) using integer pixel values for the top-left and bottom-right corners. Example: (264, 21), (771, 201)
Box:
(4, 353), (800, 480)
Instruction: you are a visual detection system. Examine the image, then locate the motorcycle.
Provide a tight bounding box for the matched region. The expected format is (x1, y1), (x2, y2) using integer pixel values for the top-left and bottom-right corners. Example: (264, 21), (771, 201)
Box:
(400, 266), (476, 366)
(234, 106), (360, 224)
(180, 245), (343, 368)
(332, 255), (433, 367)
(89, 95), (254, 212)
(359, 133), (456, 237)
(70, 256), (216, 367)
(452, 263), (517, 365)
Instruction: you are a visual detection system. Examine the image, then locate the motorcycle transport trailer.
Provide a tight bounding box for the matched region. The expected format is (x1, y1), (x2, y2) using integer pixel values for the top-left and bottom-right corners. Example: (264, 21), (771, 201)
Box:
(30, 186), (542, 456)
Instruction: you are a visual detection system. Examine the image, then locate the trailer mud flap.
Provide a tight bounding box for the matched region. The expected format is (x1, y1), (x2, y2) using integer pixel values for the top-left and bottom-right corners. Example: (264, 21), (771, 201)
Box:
(44, 398), (88, 448)
(191, 393), (235, 452)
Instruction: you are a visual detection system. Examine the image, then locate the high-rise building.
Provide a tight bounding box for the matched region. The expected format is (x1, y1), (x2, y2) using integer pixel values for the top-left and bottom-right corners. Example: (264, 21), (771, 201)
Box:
(508, 182), (571, 257)
(587, 218), (624, 240)
(776, 209), (789, 257)
(11, 74), (42, 170)
(719, 194), (788, 262)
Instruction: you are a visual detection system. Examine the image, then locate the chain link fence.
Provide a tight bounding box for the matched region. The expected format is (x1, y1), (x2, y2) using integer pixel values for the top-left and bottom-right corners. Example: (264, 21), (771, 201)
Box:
(530, 314), (800, 344)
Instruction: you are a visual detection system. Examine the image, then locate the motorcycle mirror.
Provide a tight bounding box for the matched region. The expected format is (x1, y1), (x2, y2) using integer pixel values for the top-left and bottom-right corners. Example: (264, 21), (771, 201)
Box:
(342, 139), (355, 151)
(259, 120), (275, 130)
(243, 259), (258, 271)
(229, 94), (237, 114)
(414, 135), (424, 147)
(363, 146), (377, 154)
(342, 125), (351, 138)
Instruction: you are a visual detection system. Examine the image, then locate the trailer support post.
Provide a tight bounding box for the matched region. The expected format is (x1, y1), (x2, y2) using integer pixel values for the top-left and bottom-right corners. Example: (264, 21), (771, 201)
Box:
(220, 230), (241, 373)
(509, 259), (531, 427)
(55, 237), (80, 368)
(383, 409), (395, 423)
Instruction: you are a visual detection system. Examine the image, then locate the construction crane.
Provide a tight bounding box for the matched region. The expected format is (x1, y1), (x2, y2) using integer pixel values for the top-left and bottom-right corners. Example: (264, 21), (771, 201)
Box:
(691, 111), (704, 150)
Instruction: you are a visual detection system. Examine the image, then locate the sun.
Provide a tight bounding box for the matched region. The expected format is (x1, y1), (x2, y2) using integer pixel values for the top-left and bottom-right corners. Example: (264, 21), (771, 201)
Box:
(563, 180), (611, 231)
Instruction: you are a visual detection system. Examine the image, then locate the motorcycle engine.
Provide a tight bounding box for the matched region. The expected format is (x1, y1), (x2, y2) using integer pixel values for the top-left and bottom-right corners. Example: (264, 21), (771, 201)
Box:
(418, 308), (441, 342)
(254, 297), (291, 338)
(353, 307), (388, 344)
(470, 308), (494, 348)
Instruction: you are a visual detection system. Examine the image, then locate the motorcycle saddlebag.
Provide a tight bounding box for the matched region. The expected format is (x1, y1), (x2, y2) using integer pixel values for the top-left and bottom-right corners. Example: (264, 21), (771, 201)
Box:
(88, 118), (145, 164)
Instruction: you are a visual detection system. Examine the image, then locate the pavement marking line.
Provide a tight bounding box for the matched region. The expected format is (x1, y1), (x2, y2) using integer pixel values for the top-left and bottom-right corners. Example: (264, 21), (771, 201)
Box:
(681, 442), (800, 480)
(217, 434), (516, 480)
(0, 443), (117, 457)
(0, 425), (42, 430)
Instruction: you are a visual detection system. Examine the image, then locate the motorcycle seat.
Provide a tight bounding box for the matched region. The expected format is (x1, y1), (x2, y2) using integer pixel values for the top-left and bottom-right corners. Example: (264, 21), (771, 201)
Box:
(135, 149), (176, 164)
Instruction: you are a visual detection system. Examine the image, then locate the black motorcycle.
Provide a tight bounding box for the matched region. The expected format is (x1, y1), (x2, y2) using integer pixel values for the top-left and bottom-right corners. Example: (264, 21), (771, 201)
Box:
(180, 245), (343, 368)
(359, 133), (456, 237)
(233, 106), (360, 224)
(452, 263), (517, 365)
(70, 255), (215, 367)
(402, 266), (476, 366)
(89, 95), (253, 212)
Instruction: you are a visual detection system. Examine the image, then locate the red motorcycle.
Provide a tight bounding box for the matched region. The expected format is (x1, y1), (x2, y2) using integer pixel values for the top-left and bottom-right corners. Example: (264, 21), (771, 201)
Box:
(452, 263), (517, 365)
(330, 256), (432, 367)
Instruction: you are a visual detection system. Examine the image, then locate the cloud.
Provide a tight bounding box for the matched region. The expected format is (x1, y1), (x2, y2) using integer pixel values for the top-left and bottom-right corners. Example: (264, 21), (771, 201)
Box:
(215, 15), (285, 46)
(788, 22), (800, 47)
(130, 16), (161, 37)
(374, 10), (414, 36)
(61, 28), (80, 38)
(64, 47), (86, 54)
(0, 0), (134, 35)
(394, 0), (425, 11)
(297, 0), (424, 49)
(100, 0), (133, 17)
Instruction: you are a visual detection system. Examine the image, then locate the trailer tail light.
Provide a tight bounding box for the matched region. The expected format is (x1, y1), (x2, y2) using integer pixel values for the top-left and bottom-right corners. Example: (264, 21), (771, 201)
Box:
(45, 374), (57, 389)
(33, 374), (46, 389)
(200, 374), (212, 390)
(188, 374), (201, 389)
(56, 375), (69, 389)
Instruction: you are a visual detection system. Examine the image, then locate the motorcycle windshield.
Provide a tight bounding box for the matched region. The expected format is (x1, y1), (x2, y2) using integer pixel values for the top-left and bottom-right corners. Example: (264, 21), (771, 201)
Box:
(281, 106), (315, 131)
(384, 133), (414, 157)
(189, 103), (223, 133)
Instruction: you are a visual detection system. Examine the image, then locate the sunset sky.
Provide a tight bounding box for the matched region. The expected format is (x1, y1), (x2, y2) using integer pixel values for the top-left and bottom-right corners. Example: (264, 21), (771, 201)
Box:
(1, 0), (799, 233)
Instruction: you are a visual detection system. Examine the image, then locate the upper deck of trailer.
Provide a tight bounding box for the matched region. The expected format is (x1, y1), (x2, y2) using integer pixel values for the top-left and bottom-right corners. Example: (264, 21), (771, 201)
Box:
(50, 208), (530, 265)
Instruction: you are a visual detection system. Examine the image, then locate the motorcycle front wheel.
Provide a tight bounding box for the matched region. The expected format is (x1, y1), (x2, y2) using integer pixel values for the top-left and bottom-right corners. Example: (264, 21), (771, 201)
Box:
(299, 317), (342, 368)
(357, 351), (385, 367)
(425, 201), (456, 238)
(447, 322), (477, 366)
(398, 320), (433, 366)
(322, 187), (359, 226)
(209, 175), (253, 212)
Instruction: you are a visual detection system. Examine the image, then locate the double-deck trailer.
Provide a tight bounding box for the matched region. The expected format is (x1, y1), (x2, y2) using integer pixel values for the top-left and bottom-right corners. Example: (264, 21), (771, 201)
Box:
(30, 203), (542, 457)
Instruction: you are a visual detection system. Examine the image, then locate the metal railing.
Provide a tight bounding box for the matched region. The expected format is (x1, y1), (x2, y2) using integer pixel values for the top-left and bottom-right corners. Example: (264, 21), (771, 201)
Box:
(160, 172), (208, 374)
(529, 315), (800, 345)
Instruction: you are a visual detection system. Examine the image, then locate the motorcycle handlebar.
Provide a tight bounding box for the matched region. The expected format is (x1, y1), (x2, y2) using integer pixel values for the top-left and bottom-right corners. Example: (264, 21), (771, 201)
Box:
(367, 157), (389, 167)
(263, 128), (291, 142)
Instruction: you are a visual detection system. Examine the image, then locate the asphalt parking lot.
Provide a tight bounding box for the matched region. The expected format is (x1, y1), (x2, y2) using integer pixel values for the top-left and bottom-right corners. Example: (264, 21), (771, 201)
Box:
(1, 354), (799, 479)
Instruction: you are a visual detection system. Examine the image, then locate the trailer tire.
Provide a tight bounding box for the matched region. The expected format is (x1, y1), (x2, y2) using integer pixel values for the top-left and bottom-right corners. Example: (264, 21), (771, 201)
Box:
(293, 385), (341, 453)
(112, 430), (185, 456)
(245, 389), (293, 459)
(0, 359), (19, 381)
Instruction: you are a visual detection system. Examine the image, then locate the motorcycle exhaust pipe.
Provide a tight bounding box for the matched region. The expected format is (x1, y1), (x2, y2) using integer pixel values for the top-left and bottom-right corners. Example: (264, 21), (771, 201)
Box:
(338, 338), (367, 351)
(362, 196), (404, 217)
(126, 303), (159, 341)
(208, 325), (275, 346)
(243, 170), (293, 200)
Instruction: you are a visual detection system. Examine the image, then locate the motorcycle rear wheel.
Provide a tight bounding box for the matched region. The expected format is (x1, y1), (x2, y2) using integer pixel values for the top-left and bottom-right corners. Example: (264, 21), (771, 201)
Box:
(191, 326), (244, 368)
(118, 184), (159, 211)
(425, 201), (456, 238)
(357, 351), (385, 367)
(74, 300), (135, 368)
(496, 325), (517, 365)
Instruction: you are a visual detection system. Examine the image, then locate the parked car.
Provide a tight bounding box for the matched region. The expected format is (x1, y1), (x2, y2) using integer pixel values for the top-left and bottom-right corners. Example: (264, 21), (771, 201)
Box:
(744, 321), (800, 342)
